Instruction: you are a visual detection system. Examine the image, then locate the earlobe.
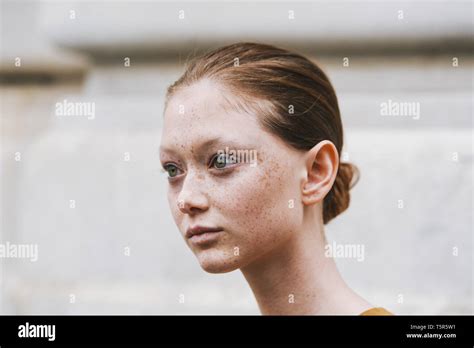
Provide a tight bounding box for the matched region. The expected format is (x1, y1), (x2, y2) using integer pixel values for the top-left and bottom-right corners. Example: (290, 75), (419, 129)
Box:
(301, 140), (339, 206)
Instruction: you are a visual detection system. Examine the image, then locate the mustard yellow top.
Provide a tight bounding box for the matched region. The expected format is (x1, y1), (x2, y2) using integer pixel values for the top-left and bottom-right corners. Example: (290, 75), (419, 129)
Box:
(360, 307), (393, 315)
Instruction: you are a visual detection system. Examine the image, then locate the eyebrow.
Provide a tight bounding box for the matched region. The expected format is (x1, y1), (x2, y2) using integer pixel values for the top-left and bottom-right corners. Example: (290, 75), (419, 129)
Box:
(159, 137), (245, 159)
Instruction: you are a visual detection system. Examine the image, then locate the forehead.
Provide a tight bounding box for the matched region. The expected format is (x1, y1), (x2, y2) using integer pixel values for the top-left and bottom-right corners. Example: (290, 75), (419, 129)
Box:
(160, 79), (262, 151)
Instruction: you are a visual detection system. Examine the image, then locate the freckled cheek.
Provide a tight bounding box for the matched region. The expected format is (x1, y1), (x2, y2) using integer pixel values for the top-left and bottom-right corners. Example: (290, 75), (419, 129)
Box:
(167, 190), (184, 229)
(214, 168), (299, 241)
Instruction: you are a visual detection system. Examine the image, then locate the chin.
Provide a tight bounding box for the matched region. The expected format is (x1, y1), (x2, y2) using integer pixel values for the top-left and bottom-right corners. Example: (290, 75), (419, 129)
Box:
(196, 249), (241, 274)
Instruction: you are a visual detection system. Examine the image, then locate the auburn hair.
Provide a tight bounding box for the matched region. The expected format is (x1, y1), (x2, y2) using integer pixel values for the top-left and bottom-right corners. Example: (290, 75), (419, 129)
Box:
(165, 42), (359, 224)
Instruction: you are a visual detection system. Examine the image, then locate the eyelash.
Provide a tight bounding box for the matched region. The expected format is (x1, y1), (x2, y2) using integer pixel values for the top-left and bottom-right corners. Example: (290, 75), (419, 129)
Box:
(162, 153), (238, 181)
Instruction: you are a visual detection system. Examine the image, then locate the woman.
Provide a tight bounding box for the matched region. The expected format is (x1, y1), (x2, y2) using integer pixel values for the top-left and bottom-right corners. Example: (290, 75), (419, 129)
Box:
(159, 42), (392, 315)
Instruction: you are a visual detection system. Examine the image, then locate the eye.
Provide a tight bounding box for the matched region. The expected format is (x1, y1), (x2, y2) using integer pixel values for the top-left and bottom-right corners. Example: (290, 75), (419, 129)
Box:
(163, 163), (182, 178)
(210, 153), (238, 169)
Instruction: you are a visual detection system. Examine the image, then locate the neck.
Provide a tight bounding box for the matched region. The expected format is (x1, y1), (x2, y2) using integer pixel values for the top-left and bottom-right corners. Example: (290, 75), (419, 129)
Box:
(240, 210), (372, 315)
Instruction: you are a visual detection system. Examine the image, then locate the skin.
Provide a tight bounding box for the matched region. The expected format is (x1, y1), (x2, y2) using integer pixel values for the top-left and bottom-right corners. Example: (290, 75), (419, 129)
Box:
(159, 78), (373, 315)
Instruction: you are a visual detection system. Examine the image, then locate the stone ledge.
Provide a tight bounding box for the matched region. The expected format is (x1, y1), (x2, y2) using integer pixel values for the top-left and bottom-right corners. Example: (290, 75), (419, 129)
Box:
(38, 1), (473, 60)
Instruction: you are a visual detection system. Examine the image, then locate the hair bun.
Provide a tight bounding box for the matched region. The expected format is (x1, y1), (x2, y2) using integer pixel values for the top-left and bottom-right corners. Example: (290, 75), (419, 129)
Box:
(323, 162), (360, 224)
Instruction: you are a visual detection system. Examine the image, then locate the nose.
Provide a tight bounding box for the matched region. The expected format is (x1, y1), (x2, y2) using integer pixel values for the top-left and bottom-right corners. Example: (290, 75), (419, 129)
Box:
(177, 172), (209, 215)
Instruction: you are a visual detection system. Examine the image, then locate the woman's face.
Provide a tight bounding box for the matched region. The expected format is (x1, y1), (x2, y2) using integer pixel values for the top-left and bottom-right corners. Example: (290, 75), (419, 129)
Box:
(160, 79), (305, 273)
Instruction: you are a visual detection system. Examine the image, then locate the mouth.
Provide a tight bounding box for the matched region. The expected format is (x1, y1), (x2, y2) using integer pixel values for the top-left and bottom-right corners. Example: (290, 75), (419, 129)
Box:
(186, 225), (224, 245)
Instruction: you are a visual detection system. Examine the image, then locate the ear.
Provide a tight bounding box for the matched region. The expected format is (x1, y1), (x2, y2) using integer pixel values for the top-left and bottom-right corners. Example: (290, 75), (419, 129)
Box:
(301, 140), (339, 206)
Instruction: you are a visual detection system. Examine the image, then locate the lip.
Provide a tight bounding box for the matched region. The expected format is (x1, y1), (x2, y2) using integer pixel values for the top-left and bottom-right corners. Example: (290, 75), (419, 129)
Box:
(188, 231), (224, 245)
(186, 225), (223, 239)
